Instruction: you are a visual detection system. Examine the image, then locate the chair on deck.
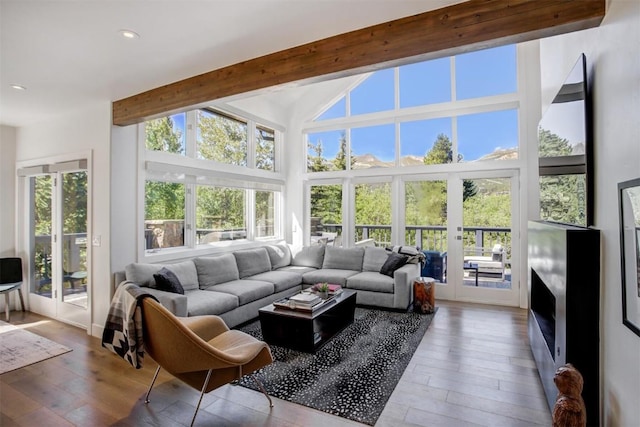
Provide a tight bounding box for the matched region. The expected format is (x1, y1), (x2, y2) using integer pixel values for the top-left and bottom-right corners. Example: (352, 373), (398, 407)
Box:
(463, 244), (506, 279)
(141, 298), (274, 426)
(0, 257), (26, 321)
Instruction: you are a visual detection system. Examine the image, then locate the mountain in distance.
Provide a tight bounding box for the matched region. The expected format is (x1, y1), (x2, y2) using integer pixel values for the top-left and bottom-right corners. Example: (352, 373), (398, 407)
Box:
(353, 148), (518, 168)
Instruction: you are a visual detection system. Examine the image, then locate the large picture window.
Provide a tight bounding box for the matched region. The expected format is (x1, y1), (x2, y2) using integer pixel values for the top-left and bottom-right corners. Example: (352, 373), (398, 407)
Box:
(304, 44), (520, 173)
(142, 107), (283, 255)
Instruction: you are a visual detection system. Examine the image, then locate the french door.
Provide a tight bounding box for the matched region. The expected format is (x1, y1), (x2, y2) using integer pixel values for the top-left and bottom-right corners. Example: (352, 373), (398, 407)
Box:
(404, 171), (519, 306)
(28, 165), (89, 328)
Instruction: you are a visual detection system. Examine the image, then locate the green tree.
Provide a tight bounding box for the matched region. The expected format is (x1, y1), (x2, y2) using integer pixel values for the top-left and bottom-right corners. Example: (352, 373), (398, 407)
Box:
(256, 127), (275, 171)
(145, 115), (186, 224)
(538, 128), (585, 225)
(333, 132), (355, 170)
(198, 110), (247, 165)
(196, 186), (244, 230)
(145, 116), (183, 153)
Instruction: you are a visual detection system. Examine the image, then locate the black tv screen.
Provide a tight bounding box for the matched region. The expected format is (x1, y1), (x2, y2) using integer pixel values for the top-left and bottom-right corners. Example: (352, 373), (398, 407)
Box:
(538, 53), (593, 227)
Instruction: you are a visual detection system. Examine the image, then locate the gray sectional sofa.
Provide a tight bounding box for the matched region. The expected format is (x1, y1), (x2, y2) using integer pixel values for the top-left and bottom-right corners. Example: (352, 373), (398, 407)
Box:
(114, 243), (420, 328)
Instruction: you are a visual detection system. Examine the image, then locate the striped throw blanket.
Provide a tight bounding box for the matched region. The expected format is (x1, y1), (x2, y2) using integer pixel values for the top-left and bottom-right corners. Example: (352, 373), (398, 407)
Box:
(101, 282), (157, 368)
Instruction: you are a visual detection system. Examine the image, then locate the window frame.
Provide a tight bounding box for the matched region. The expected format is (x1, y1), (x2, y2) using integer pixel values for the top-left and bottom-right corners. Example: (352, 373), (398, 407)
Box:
(138, 107), (285, 262)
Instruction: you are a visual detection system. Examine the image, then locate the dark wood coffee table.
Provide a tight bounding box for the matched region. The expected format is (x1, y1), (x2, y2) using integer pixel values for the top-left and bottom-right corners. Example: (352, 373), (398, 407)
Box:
(259, 289), (356, 353)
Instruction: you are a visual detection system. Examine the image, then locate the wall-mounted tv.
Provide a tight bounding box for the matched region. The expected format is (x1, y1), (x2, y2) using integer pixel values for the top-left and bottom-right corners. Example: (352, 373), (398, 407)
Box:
(538, 53), (593, 227)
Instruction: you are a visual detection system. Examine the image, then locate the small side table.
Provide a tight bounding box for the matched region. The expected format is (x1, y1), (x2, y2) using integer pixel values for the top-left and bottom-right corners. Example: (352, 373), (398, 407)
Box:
(413, 277), (435, 314)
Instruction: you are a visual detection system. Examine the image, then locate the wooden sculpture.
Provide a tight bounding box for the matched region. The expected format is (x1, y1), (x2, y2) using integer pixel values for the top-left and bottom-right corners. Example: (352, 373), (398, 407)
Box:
(552, 363), (587, 427)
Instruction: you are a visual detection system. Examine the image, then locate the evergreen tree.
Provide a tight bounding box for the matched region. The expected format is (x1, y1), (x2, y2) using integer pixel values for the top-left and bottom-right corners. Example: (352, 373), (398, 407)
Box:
(333, 132), (355, 170)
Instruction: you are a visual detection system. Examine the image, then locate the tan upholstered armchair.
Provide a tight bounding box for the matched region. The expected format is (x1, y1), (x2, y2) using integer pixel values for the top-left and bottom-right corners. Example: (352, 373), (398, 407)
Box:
(141, 298), (273, 426)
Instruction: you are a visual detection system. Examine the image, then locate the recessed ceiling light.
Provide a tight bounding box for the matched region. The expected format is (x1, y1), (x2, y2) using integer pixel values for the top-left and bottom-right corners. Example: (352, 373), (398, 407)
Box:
(118, 29), (140, 39)
(10, 84), (26, 91)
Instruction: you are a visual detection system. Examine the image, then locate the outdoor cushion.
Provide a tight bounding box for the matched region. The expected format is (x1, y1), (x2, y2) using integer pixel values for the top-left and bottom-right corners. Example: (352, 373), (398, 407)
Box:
(194, 254), (239, 288)
(210, 279), (274, 305)
(291, 245), (325, 269)
(322, 246), (364, 271)
(302, 268), (360, 286)
(248, 270), (302, 293)
(234, 247), (272, 278)
(186, 290), (239, 316)
(347, 271), (394, 293)
(265, 243), (292, 269)
(362, 246), (389, 272)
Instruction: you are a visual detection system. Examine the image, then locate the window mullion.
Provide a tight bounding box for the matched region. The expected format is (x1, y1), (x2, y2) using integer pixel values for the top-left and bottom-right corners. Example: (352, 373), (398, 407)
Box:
(246, 189), (255, 241)
(247, 120), (256, 169)
(185, 183), (196, 248)
(185, 110), (197, 158)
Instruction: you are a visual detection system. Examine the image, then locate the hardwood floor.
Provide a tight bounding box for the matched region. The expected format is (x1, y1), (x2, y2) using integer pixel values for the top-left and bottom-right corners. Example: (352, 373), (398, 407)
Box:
(0, 301), (551, 426)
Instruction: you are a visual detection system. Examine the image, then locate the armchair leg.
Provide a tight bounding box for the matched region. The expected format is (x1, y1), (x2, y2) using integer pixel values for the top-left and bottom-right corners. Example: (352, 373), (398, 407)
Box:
(252, 375), (273, 408)
(191, 369), (213, 427)
(145, 365), (161, 404)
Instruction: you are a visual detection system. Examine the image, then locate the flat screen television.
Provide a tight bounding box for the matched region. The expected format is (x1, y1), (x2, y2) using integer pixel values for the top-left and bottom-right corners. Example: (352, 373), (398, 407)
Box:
(538, 53), (593, 227)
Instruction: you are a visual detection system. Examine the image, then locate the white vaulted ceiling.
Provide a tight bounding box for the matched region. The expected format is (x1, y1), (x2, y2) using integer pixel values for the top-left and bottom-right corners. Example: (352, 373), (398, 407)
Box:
(0, 0), (462, 127)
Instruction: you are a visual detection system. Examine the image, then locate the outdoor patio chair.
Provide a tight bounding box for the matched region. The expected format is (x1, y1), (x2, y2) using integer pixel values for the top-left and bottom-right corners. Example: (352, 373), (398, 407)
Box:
(141, 298), (273, 426)
(463, 244), (506, 279)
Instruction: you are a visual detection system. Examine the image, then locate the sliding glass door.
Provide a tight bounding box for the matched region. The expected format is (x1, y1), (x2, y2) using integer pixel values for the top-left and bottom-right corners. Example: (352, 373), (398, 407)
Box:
(28, 166), (89, 328)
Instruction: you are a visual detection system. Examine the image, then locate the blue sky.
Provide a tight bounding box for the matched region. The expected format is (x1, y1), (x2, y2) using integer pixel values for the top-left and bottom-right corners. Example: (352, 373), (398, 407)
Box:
(311, 44), (519, 163)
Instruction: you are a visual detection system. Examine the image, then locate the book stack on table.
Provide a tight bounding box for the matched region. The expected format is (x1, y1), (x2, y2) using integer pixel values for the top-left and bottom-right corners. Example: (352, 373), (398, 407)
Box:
(327, 284), (342, 295)
(273, 292), (336, 312)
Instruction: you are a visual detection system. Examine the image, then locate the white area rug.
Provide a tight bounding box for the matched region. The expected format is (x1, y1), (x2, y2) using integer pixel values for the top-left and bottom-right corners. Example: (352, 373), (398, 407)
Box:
(0, 320), (72, 374)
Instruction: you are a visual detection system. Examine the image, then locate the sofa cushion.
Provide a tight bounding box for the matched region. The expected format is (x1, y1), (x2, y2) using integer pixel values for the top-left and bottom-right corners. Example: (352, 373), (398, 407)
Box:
(125, 263), (160, 287)
(380, 252), (408, 277)
(265, 243), (292, 269)
(194, 254), (239, 288)
(233, 247), (272, 279)
(248, 270), (302, 293)
(347, 271), (394, 293)
(152, 267), (185, 294)
(276, 265), (317, 275)
(164, 260), (199, 291)
(186, 290), (239, 316)
(362, 247), (389, 272)
(322, 246), (364, 271)
(291, 245), (325, 269)
(302, 269), (360, 286)
(125, 260), (199, 291)
(210, 279), (274, 305)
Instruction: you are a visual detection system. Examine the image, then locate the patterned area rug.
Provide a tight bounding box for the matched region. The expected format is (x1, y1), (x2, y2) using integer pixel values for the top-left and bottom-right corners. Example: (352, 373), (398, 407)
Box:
(237, 307), (436, 425)
(0, 321), (72, 374)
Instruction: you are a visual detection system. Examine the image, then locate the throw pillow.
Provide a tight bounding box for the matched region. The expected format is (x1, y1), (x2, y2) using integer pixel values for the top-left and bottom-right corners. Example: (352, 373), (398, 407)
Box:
(380, 252), (408, 277)
(153, 267), (185, 294)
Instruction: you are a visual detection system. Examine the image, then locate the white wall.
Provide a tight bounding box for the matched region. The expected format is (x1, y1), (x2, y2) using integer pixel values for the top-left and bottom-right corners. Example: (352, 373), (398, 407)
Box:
(0, 125), (16, 257)
(15, 103), (112, 337)
(109, 124), (138, 287)
(0, 125), (17, 314)
(540, 0), (640, 424)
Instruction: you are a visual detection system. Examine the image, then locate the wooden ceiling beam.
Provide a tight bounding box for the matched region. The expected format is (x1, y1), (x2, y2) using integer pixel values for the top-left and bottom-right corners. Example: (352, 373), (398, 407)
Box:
(112, 0), (605, 126)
